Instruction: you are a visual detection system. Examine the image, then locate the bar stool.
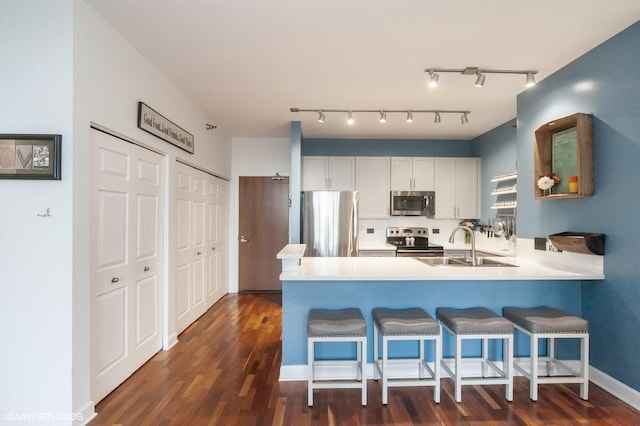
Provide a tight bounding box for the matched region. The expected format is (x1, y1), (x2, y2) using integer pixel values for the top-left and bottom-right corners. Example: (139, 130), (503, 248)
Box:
(436, 307), (514, 402)
(372, 307), (441, 404)
(307, 308), (367, 406)
(503, 306), (589, 401)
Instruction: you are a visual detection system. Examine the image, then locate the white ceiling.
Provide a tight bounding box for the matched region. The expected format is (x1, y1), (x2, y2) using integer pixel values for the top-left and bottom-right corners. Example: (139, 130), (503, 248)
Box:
(84, 0), (640, 140)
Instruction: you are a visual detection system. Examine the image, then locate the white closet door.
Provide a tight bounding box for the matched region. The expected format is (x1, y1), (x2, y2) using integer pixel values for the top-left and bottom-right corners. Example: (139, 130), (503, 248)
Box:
(91, 129), (164, 403)
(175, 162), (208, 334)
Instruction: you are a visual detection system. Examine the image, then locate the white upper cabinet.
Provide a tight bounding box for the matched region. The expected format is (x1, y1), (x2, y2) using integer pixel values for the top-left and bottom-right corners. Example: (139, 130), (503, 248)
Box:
(434, 157), (480, 219)
(356, 157), (390, 218)
(302, 156), (355, 190)
(391, 157), (435, 191)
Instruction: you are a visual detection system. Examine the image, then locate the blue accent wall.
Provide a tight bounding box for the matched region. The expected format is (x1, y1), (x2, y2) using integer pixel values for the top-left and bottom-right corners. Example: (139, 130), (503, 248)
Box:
(302, 138), (473, 157)
(471, 119), (518, 222)
(514, 22), (640, 390)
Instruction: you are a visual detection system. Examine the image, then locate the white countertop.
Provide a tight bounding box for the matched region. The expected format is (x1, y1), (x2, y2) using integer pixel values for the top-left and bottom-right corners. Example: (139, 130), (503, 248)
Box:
(280, 255), (604, 281)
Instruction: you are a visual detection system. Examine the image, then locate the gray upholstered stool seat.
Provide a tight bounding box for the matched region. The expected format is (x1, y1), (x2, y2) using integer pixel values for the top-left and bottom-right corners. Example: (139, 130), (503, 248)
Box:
(436, 307), (514, 402)
(372, 308), (441, 404)
(503, 306), (589, 401)
(307, 308), (367, 406)
(308, 308), (367, 337)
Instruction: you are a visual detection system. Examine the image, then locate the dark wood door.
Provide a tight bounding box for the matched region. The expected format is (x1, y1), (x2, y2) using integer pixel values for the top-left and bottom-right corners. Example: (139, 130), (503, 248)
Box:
(238, 176), (289, 292)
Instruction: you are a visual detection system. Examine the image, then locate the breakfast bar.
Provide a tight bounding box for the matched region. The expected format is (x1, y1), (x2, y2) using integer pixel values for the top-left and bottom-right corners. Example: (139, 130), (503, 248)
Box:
(278, 245), (604, 381)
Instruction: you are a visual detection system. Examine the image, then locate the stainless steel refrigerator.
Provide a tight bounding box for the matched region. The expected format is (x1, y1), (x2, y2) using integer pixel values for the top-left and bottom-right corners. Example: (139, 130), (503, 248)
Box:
(301, 191), (359, 257)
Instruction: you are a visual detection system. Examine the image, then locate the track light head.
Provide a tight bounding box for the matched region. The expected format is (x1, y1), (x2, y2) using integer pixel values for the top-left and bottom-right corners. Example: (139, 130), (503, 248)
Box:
(461, 112), (469, 124)
(474, 72), (486, 87)
(379, 111), (387, 123)
(427, 71), (439, 88)
(525, 72), (536, 88)
(318, 111), (325, 123)
(406, 111), (413, 123)
(434, 112), (441, 123)
(347, 111), (354, 125)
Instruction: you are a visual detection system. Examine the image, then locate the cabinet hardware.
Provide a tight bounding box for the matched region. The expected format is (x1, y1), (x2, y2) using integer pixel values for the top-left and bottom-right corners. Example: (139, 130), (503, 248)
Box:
(111, 277), (120, 283)
(197, 251), (202, 256)
(144, 266), (150, 272)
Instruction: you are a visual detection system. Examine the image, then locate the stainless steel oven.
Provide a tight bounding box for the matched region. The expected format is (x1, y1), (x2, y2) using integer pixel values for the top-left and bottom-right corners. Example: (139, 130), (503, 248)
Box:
(386, 227), (444, 257)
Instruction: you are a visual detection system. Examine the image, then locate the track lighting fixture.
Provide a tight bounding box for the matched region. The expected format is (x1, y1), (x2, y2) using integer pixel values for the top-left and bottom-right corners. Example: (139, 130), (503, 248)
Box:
(525, 72), (536, 88)
(425, 67), (538, 88)
(347, 111), (354, 125)
(406, 111), (413, 123)
(427, 71), (439, 88)
(290, 108), (471, 125)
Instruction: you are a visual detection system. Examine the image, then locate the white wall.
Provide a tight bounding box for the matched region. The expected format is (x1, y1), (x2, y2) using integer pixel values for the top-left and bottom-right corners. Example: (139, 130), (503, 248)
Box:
(229, 137), (291, 292)
(0, 0), (75, 420)
(1, 1), (232, 423)
(73, 0), (232, 419)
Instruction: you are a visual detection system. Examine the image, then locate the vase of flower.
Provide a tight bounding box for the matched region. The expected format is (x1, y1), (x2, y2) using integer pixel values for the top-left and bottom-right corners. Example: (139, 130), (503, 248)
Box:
(537, 173), (560, 197)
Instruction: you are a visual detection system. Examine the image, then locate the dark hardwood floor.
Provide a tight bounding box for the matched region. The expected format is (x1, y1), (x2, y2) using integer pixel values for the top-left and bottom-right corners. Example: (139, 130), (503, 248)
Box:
(91, 293), (640, 425)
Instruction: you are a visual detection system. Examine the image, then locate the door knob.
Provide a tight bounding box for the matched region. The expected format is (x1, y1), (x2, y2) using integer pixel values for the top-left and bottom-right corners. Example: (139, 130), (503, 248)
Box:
(239, 236), (249, 243)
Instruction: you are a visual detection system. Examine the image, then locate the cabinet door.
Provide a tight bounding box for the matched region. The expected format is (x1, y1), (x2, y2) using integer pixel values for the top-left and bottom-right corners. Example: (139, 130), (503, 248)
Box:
(455, 158), (480, 219)
(356, 157), (390, 218)
(328, 157), (355, 190)
(434, 158), (457, 218)
(302, 157), (328, 190)
(412, 157), (435, 190)
(390, 157), (412, 190)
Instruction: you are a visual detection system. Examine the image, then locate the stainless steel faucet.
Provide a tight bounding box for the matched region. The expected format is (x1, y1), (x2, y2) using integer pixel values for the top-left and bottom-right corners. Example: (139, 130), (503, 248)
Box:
(448, 225), (477, 266)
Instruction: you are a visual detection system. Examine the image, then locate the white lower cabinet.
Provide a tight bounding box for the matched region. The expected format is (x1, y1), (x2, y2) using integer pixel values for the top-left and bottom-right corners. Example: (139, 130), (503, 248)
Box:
(356, 157), (390, 218)
(434, 157), (480, 219)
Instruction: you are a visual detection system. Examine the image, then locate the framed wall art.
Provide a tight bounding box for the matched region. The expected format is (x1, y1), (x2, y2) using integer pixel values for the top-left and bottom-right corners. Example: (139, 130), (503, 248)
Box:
(0, 134), (62, 180)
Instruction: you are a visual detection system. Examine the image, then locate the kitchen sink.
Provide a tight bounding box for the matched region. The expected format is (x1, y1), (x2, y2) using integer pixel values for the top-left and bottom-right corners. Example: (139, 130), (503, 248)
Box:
(415, 256), (518, 267)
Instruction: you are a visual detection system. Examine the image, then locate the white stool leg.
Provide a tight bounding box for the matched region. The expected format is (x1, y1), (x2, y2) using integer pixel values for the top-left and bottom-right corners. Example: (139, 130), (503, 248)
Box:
(382, 335), (388, 404)
(505, 335), (513, 401)
(455, 334), (462, 403)
(581, 334), (589, 400)
(356, 338), (362, 381)
(360, 337), (368, 406)
(482, 337), (489, 377)
(419, 338), (426, 379)
(530, 333), (539, 401)
(373, 323), (380, 380)
(308, 338), (314, 406)
(434, 333), (441, 403)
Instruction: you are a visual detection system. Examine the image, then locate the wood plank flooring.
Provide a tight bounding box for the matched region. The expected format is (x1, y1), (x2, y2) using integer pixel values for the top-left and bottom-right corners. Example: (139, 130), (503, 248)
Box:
(91, 293), (640, 425)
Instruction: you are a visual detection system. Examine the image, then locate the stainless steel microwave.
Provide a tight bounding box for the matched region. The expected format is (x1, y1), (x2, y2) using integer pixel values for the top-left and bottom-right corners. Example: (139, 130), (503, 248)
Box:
(390, 191), (435, 217)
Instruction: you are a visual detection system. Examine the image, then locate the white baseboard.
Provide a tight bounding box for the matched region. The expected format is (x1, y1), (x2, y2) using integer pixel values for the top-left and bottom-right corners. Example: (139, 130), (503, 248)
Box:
(163, 333), (178, 350)
(590, 366), (640, 410)
(74, 400), (97, 426)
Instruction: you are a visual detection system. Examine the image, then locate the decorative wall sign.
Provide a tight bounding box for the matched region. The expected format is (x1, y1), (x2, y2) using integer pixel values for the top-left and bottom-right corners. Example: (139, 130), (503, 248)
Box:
(137, 102), (194, 154)
(0, 134), (61, 180)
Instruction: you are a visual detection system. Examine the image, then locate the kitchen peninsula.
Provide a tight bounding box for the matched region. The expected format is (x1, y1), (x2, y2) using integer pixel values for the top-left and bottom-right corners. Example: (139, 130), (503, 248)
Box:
(277, 243), (604, 381)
